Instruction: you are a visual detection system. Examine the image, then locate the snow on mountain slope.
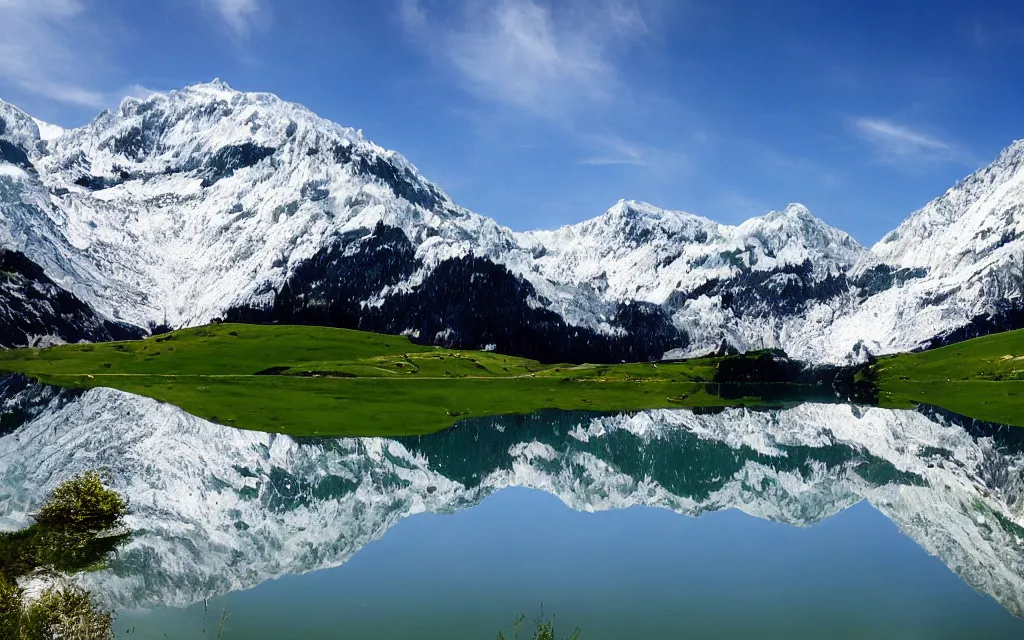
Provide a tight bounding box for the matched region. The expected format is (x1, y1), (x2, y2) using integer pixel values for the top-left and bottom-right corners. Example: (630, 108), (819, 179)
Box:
(1, 98), (166, 327)
(811, 141), (1024, 357)
(1, 380), (1022, 615)
(4, 81), (533, 330)
(518, 200), (864, 305)
(870, 140), (1024, 272)
(0, 249), (142, 347)
(2, 81), (1023, 361)
(4, 81), (855, 358)
(516, 199), (869, 360)
(30, 118), (64, 142)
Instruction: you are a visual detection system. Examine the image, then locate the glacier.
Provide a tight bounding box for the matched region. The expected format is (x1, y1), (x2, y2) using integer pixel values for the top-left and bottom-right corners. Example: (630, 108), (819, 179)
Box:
(0, 80), (1022, 362)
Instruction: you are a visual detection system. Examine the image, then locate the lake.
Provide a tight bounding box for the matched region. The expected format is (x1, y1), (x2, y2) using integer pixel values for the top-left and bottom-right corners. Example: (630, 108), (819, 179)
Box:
(2, 376), (1024, 638)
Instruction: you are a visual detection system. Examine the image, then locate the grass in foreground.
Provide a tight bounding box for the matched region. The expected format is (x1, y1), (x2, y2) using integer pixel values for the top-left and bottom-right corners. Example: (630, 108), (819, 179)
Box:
(0, 323), (773, 436)
(499, 610), (580, 640)
(867, 328), (1024, 426)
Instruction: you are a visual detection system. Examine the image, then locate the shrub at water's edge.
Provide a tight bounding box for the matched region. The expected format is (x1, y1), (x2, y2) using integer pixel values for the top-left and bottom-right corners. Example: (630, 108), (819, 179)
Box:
(17, 583), (114, 640)
(1, 472), (130, 584)
(35, 471), (127, 530)
(0, 472), (128, 639)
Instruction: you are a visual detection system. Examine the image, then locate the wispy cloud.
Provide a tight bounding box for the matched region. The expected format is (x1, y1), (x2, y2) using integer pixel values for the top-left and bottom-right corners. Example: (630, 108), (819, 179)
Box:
(400, 0), (649, 119)
(851, 117), (972, 166)
(579, 133), (685, 170)
(0, 0), (256, 116)
(579, 137), (648, 166)
(0, 0), (108, 107)
(399, 0), (682, 170)
(715, 192), (772, 221)
(205, 0), (268, 38)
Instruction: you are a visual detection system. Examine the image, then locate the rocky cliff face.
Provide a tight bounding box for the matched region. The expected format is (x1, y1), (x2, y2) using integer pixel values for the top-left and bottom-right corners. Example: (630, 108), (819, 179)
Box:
(1, 82), (1021, 361)
(0, 249), (142, 348)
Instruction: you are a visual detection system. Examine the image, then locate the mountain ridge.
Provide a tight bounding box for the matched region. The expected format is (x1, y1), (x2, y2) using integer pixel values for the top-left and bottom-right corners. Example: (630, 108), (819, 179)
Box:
(1, 80), (1021, 363)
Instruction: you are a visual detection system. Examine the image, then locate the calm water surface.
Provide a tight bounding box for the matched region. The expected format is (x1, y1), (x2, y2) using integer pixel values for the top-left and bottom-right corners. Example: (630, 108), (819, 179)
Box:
(1, 377), (1023, 638)
(118, 491), (1023, 639)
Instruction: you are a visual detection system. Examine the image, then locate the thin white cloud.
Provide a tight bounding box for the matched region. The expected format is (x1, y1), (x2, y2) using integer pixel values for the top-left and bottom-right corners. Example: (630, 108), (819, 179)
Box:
(401, 0), (651, 119)
(401, 0), (682, 171)
(205, 0), (268, 38)
(716, 192), (771, 221)
(851, 117), (971, 166)
(577, 133), (687, 179)
(0, 0), (108, 107)
(967, 20), (1024, 48)
(580, 155), (645, 167)
(0, 0), (247, 116)
(397, 0), (427, 31)
(579, 134), (663, 167)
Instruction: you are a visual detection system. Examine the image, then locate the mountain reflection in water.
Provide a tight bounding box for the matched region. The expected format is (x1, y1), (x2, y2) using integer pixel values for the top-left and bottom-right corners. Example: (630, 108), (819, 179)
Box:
(0, 374), (1023, 630)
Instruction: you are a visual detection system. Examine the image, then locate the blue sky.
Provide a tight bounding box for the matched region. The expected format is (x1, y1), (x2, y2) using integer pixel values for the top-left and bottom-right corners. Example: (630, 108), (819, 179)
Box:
(1, 0), (1022, 244)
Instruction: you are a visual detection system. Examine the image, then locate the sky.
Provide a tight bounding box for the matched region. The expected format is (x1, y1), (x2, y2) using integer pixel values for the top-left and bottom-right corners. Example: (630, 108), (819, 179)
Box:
(1, 0), (1023, 244)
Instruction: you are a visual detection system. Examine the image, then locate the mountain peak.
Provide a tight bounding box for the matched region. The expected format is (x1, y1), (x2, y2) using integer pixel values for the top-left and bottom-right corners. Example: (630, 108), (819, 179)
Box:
(194, 78), (235, 92)
(1, 82), (1021, 366)
(870, 136), (1024, 268)
(170, 79), (245, 104)
(743, 203), (856, 242)
(992, 138), (1024, 170)
(0, 99), (44, 146)
(782, 202), (812, 217)
(757, 203), (814, 223)
(601, 199), (711, 228)
(607, 199), (669, 219)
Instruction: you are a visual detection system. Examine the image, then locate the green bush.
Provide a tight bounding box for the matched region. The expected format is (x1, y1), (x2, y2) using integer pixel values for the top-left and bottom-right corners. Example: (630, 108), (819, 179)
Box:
(0, 575), (22, 639)
(0, 473), (128, 639)
(35, 472), (127, 530)
(20, 585), (113, 640)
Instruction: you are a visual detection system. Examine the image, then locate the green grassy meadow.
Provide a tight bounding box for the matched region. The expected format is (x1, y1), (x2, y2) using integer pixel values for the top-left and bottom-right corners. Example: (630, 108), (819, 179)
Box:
(867, 328), (1024, 426)
(2, 323), (1022, 435)
(0, 323), (757, 436)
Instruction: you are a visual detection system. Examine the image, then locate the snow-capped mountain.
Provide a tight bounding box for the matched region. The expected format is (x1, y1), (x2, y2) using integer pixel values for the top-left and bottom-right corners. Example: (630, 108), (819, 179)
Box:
(518, 200), (862, 304)
(835, 141), (1024, 351)
(1, 378), (1022, 616)
(0, 81), (1021, 362)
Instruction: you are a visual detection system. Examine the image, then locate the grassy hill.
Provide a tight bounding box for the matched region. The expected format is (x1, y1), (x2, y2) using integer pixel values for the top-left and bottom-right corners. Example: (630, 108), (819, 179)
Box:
(866, 328), (1024, 426)
(0, 323), (768, 436)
